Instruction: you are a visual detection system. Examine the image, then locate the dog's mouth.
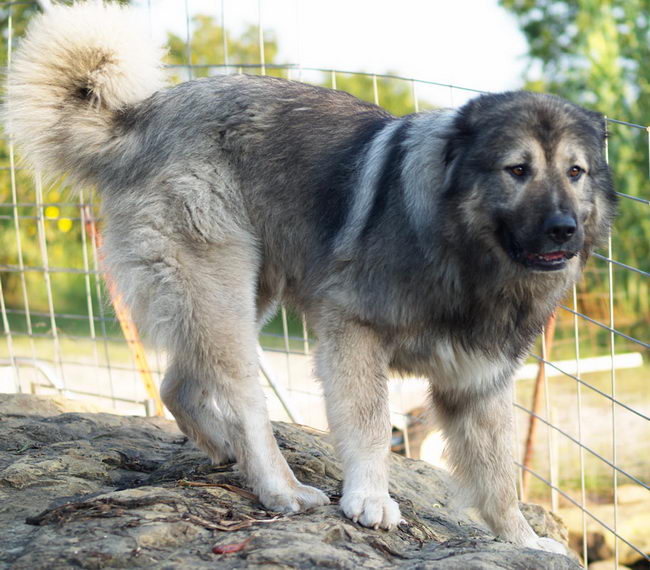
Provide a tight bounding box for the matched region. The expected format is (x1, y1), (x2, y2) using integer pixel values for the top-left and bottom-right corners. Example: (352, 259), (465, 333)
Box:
(497, 224), (577, 272)
(519, 249), (574, 271)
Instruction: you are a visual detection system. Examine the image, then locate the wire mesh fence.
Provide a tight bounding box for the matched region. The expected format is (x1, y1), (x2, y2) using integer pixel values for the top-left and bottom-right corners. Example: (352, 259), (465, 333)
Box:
(0, 1), (648, 567)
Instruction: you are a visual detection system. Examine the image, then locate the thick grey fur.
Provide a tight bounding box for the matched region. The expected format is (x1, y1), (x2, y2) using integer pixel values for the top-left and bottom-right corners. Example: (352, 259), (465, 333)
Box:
(7, 20), (616, 552)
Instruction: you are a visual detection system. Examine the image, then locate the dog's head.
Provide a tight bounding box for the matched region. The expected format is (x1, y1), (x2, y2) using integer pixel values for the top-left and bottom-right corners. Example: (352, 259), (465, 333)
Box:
(442, 91), (617, 272)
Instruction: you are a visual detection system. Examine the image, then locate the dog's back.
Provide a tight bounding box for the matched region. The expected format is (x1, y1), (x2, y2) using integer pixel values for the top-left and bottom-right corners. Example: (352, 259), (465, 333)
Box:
(7, 2), (613, 556)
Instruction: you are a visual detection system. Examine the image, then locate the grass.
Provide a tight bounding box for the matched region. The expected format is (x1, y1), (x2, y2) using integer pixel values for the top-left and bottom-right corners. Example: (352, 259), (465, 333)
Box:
(515, 362), (650, 502)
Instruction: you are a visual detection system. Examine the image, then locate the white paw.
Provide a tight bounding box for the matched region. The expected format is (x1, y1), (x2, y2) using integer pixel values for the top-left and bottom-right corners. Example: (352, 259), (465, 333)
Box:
(259, 482), (330, 513)
(340, 492), (401, 530)
(527, 536), (568, 555)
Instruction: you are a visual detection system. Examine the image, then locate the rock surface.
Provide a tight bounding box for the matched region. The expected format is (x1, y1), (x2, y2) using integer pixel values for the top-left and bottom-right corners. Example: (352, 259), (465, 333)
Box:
(0, 394), (579, 569)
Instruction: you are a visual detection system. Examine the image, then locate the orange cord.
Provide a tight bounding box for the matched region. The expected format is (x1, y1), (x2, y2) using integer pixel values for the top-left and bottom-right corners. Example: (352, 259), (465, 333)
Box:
(82, 205), (164, 416)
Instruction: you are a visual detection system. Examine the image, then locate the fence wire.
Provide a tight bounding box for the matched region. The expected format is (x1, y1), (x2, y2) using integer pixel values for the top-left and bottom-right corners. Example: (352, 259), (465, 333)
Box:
(0, 1), (647, 567)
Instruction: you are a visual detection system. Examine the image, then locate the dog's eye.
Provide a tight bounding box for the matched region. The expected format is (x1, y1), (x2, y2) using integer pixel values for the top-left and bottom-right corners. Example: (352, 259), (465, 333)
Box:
(507, 165), (527, 177)
(568, 165), (583, 179)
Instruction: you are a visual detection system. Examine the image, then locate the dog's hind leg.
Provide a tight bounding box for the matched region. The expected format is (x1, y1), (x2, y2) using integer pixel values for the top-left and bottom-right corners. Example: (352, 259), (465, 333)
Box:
(161, 361), (235, 465)
(109, 223), (329, 513)
(430, 383), (567, 554)
(315, 315), (401, 530)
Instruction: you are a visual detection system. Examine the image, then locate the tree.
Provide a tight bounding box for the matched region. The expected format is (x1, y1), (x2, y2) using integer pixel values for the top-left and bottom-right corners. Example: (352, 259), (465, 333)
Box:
(327, 73), (422, 116)
(165, 14), (422, 116)
(166, 15), (279, 80)
(499, 0), (647, 113)
(0, 3), (38, 64)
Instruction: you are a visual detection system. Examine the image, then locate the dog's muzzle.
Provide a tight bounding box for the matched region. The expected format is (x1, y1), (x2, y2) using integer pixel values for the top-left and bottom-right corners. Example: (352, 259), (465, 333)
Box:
(498, 214), (581, 272)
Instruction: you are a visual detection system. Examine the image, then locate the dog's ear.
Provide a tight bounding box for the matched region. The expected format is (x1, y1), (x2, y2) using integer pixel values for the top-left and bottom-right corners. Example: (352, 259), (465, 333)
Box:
(589, 109), (607, 137)
(443, 130), (462, 168)
(582, 109), (612, 182)
(443, 93), (499, 167)
(443, 108), (475, 168)
(580, 108), (608, 150)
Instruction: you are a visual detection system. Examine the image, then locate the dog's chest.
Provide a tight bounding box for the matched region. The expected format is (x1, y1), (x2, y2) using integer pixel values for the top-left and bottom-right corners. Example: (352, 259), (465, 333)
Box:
(390, 336), (514, 391)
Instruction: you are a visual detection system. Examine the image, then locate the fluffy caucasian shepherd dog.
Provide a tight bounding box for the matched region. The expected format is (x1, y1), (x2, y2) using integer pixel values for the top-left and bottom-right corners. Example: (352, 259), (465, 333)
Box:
(7, 2), (616, 555)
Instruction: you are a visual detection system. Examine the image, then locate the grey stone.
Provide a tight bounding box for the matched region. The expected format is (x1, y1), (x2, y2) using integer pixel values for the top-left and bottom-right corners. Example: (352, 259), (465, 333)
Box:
(0, 394), (579, 569)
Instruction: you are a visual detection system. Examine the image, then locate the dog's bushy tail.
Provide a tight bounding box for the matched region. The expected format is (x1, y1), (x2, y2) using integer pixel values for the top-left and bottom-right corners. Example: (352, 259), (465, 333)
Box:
(5, 2), (166, 186)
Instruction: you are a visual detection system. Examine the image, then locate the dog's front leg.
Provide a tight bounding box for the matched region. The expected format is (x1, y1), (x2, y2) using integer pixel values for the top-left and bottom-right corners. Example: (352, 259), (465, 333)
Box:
(315, 317), (400, 530)
(431, 382), (567, 554)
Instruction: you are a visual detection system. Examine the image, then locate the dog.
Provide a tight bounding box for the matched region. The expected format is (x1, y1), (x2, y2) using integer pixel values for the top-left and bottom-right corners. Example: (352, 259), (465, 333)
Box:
(6, 2), (616, 554)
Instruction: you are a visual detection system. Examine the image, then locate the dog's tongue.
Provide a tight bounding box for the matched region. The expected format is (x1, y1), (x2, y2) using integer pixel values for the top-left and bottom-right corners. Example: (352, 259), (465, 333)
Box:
(527, 251), (566, 261)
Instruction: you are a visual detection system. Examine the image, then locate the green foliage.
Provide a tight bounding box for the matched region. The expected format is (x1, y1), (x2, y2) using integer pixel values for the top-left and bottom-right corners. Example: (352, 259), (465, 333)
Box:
(165, 14), (421, 116)
(328, 73), (422, 116)
(0, 4), (38, 65)
(166, 15), (280, 80)
(500, 0), (648, 112)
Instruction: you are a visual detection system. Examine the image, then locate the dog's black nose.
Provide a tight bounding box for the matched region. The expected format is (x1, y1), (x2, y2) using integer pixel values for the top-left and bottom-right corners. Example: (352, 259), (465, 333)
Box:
(544, 214), (577, 244)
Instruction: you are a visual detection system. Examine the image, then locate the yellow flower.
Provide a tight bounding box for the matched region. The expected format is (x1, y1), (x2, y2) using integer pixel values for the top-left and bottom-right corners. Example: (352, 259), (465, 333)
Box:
(57, 218), (73, 232)
(44, 206), (59, 219)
